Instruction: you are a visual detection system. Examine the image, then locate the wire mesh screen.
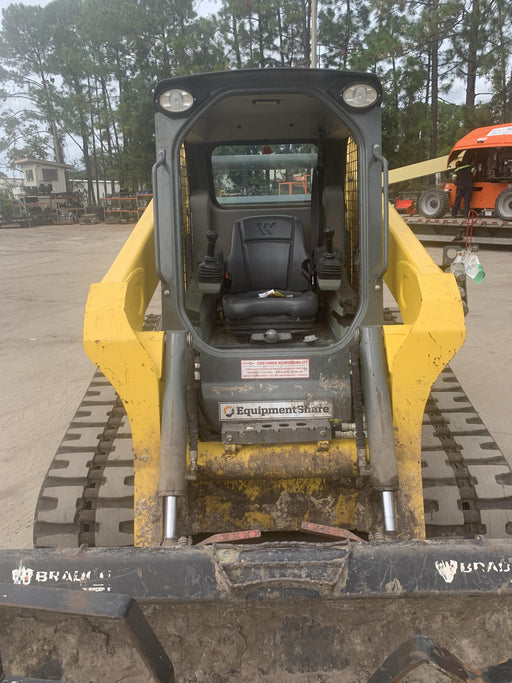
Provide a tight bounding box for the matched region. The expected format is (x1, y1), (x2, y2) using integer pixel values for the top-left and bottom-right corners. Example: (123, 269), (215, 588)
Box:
(344, 136), (359, 291)
(180, 144), (191, 291)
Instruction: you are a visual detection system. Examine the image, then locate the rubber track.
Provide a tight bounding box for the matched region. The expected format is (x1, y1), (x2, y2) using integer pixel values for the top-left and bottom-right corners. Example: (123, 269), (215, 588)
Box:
(33, 370), (135, 547)
(34, 360), (512, 547)
(422, 365), (512, 538)
(33, 314), (159, 548)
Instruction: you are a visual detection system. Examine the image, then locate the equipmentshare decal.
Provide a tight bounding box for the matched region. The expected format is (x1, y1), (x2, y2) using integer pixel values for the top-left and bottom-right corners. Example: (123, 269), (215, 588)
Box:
(219, 400), (333, 421)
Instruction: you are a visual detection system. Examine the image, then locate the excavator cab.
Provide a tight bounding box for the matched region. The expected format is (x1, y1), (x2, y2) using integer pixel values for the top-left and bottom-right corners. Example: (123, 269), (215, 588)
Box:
(152, 69), (397, 544)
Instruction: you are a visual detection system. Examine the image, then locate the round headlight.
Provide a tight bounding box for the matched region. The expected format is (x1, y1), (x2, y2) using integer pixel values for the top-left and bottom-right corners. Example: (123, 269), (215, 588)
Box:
(342, 84), (378, 108)
(159, 89), (194, 113)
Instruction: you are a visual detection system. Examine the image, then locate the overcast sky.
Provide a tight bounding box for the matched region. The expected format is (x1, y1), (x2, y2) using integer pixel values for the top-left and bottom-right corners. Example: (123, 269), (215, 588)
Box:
(0, 0), (220, 15)
(0, 0), (52, 11)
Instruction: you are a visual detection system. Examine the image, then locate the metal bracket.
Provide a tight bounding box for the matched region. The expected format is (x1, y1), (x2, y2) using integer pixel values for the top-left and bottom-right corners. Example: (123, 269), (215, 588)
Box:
(213, 541), (350, 596)
(368, 634), (512, 682)
(222, 419), (331, 445)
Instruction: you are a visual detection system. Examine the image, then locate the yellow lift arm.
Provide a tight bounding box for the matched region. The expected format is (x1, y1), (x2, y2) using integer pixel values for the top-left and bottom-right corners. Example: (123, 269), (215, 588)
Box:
(388, 155), (449, 185)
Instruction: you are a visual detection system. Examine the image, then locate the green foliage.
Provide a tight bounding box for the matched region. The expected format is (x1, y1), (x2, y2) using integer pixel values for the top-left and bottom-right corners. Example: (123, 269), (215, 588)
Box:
(0, 186), (14, 215)
(0, 0), (511, 194)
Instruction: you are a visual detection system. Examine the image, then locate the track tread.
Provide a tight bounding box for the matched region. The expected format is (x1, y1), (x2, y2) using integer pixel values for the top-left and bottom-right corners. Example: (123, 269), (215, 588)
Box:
(422, 365), (512, 539)
(33, 368), (134, 548)
(34, 316), (161, 548)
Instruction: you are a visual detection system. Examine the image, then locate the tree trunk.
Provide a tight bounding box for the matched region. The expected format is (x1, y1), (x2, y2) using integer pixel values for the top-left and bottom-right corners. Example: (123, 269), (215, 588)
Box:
(301, 0), (310, 67)
(257, 0), (265, 67)
(464, 0), (479, 122)
(231, 12), (243, 69)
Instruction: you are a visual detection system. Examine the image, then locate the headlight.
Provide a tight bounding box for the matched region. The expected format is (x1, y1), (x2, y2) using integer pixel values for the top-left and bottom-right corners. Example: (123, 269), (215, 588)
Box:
(342, 84), (378, 108)
(158, 89), (194, 113)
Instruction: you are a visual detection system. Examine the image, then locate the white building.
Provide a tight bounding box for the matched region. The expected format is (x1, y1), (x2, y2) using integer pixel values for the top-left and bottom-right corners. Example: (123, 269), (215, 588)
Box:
(15, 158), (73, 194)
(69, 179), (121, 201)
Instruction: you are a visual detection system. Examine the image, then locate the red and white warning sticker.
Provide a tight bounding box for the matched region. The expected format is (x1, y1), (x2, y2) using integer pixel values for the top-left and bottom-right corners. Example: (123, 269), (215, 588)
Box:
(241, 358), (309, 379)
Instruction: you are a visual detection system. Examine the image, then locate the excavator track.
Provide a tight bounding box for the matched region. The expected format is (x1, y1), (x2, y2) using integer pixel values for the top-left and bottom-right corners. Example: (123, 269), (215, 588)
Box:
(34, 362), (512, 546)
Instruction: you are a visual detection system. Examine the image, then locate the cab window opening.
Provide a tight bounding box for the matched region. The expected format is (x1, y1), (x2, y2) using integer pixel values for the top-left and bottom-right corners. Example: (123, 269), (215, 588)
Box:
(211, 143), (317, 205)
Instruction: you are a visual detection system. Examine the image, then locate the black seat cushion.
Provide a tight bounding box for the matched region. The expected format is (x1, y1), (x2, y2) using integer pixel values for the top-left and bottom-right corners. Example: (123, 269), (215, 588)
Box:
(223, 289), (317, 319)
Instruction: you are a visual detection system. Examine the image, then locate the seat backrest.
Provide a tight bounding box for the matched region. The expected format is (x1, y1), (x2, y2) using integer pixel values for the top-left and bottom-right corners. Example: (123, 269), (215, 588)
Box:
(226, 215), (311, 294)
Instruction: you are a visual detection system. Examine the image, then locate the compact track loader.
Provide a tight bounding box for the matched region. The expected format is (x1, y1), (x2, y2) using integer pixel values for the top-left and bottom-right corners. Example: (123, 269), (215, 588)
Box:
(2, 69), (512, 682)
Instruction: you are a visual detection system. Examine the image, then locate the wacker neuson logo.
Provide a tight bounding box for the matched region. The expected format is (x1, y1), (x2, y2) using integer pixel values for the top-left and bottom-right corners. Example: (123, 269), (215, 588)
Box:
(219, 400), (333, 421)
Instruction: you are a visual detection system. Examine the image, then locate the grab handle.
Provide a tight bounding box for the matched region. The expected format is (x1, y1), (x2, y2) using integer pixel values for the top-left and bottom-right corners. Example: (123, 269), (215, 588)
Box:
(151, 148), (167, 276)
(373, 144), (389, 283)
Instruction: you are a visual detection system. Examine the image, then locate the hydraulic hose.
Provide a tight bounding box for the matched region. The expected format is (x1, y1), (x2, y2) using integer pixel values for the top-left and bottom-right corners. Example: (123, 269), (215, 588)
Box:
(185, 342), (199, 479)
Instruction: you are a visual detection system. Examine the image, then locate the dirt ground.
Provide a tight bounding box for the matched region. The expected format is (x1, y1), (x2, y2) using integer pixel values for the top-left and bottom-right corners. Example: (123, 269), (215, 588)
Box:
(442, 245), (512, 464)
(0, 224), (511, 552)
(0, 223), (132, 549)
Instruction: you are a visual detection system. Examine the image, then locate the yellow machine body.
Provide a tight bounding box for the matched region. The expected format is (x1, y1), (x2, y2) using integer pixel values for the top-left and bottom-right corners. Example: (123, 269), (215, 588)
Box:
(84, 199), (464, 546)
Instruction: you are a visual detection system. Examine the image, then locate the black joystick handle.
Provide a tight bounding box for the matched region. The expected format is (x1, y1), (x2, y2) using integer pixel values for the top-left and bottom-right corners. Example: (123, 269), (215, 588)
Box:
(323, 226), (334, 255)
(206, 230), (218, 259)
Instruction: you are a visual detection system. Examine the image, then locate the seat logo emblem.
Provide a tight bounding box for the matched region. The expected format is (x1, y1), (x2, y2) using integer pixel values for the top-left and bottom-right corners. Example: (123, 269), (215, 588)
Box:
(257, 221), (276, 235)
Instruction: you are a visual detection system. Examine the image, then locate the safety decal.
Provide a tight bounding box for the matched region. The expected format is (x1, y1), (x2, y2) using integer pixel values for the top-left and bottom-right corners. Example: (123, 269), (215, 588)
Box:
(240, 358), (309, 379)
(488, 126), (512, 136)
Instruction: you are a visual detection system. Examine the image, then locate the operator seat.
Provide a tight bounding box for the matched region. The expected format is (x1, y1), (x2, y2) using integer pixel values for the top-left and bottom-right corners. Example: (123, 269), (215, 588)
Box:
(222, 215), (318, 332)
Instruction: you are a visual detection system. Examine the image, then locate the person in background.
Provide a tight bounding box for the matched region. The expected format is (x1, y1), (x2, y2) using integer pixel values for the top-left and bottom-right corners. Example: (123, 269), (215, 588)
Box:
(451, 159), (476, 218)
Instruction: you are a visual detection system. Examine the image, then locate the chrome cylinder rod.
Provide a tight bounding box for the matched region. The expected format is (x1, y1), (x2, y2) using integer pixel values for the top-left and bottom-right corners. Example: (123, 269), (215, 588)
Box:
(164, 495), (178, 541)
(382, 490), (396, 533)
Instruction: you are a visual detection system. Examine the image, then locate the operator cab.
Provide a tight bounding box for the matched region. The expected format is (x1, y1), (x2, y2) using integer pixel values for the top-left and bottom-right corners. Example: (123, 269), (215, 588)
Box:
(153, 70), (386, 440)
(153, 69), (396, 539)
(154, 70), (385, 350)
